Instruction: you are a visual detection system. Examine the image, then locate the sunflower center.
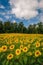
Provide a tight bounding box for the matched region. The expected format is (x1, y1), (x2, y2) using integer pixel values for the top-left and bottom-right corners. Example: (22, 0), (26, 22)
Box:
(11, 46), (13, 48)
(37, 44), (39, 46)
(36, 52), (39, 54)
(17, 51), (19, 53)
(24, 48), (26, 50)
(9, 55), (12, 57)
(3, 47), (6, 49)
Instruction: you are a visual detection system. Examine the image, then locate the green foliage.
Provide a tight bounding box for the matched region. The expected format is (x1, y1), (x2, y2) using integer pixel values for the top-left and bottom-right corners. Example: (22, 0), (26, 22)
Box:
(0, 21), (43, 33)
(23, 56), (27, 65)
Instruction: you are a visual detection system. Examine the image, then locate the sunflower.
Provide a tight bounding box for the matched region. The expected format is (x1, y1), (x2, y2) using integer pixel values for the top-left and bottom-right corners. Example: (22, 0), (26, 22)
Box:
(15, 49), (21, 55)
(27, 44), (30, 48)
(20, 45), (23, 50)
(9, 45), (15, 50)
(35, 50), (41, 57)
(29, 52), (32, 56)
(41, 42), (43, 46)
(2, 45), (7, 52)
(35, 42), (40, 47)
(0, 47), (2, 52)
(7, 54), (13, 60)
(23, 47), (28, 52)
(20, 40), (23, 44)
(15, 39), (18, 43)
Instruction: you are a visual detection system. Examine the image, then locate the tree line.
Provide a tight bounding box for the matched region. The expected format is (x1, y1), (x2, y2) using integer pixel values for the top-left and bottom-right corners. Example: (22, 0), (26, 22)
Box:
(0, 21), (43, 34)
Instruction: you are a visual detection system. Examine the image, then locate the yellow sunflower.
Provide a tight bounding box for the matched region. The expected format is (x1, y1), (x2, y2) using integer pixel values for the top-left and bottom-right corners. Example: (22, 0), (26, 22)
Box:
(29, 52), (32, 56)
(27, 44), (30, 48)
(23, 47), (28, 52)
(20, 40), (23, 44)
(7, 54), (13, 60)
(15, 49), (21, 55)
(2, 45), (7, 52)
(9, 45), (15, 50)
(35, 50), (41, 57)
(35, 42), (40, 47)
(41, 42), (43, 46)
(20, 45), (23, 50)
(0, 47), (2, 52)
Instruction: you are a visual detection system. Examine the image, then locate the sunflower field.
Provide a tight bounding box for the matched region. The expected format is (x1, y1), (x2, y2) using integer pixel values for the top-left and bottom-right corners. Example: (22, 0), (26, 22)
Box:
(0, 33), (43, 65)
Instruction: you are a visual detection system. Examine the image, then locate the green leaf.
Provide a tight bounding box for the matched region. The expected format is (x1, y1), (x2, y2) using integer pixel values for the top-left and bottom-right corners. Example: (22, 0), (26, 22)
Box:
(6, 60), (9, 65)
(15, 62), (19, 65)
(0, 53), (5, 59)
(31, 57), (35, 64)
(34, 64), (39, 65)
(19, 58), (23, 65)
(27, 56), (35, 64)
(15, 55), (20, 59)
(9, 62), (13, 65)
(23, 56), (27, 65)
(2, 60), (6, 65)
(37, 58), (43, 64)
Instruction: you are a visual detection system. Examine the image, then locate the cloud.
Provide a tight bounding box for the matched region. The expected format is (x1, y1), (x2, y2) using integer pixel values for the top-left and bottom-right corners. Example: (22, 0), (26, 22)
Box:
(0, 11), (12, 20)
(39, 0), (43, 22)
(0, 18), (3, 21)
(0, 5), (5, 9)
(5, 15), (10, 19)
(40, 16), (43, 22)
(40, 13), (43, 22)
(0, 12), (6, 15)
(9, 0), (38, 19)
(39, 0), (43, 9)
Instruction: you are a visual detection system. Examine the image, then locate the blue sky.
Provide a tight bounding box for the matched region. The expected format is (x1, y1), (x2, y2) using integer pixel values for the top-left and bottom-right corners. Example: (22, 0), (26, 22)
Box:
(0, 0), (43, 26)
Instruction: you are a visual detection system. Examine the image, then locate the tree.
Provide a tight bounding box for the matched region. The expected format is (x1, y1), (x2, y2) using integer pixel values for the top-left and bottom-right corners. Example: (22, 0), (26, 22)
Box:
(0, 21), (43, 34)
(37, 22), (43, 34)
(18, 22), (24, 33)
(13, 22), (18, 33)
(31, 24), (38, 33)
(28, 25), (33, 33)
(10, 23), (14, 33)
(3, 21), (11, 33)
(23, 26), (27, 33)
(0, 21), (3, 33)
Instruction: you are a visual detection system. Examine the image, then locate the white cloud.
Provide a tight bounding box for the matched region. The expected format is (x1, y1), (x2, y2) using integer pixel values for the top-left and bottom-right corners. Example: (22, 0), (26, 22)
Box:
(5, 15), (10, 19)
(9, 0), (38, 19)
(0, 5), (5, 9)
(0, 11), (12, 20)
(39, 0), (43, 22)
(4, 15), (12, 20)
(39, 0), (43, 9)
(0, 12), (6, 15)
(0, 18), (3, 21)
(40, 14), (43, 22)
